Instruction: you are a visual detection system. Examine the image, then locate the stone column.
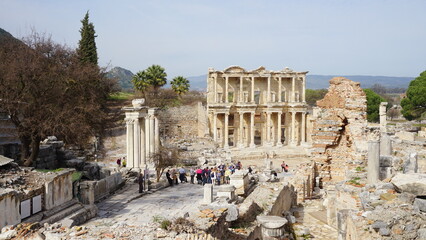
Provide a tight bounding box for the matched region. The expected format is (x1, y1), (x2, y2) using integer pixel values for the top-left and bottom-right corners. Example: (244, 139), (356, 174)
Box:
(224, 113), (229, 148)
(202, 184), (213, 205)
(140, 119), (146, 166)
(145, 116), (150, 159)
(126, 119), (134, 168)
(149, 115), (155, 157)
(266, 112), (271, 145)
(291, 111), (296, 145)
(256, 215), (289, 240)
(238, 112), (244, 148)
(291, 75), (296, 102)
(367, 140), (380, 184)
(239, 76), (243, 103)
(278, 77), (282, 102)
(267, 76), (271, 103)
(301, 112), (306, 143)
(250, 112), (255, 148)
(251, 76), (255, 103)
(380, 133), (392, 156)
(154, 117), (159, 153)
(213, 113), (217, 142)
(302, 75), (306, 102)
(277, 112), (282, 146)
(379, 102), (388, 132)
(213, 76), (217, 103)
(225, 76), (229, 103)
(133, 118), (140, 169)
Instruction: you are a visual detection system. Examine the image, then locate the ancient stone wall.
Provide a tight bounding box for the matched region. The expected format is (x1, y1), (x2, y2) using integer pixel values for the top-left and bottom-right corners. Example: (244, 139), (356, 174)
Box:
(311, 77), (368, 182)
(0, 189), (20, 229)
(158, 102), (208, 139)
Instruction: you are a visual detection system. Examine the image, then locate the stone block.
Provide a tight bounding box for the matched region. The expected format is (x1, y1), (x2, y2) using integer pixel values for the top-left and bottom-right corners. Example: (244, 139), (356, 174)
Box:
(216, 185), (236, 201)
(202, 184), (213, 205)
(414, 198), (426, 212)
(391, 173), (426, 196)
(379, 156), (392, 167)
(403, 152), (418, 174)
(379, 166), (392, 180)
(395, 131), (416, 141)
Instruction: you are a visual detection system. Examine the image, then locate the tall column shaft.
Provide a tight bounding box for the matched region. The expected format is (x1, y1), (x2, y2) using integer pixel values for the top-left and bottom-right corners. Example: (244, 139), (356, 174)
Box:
(225, 76), (229, 103)
(224, 113), (229, 148)
(251, 77), (255, 103)
(133, 119), (140, 169)
(214, 77), (217, 103)
(238, 112), (244, 148)
(302, 76), (306, 102)
(149, 116), (154, 157)
(291, 112), (296, 145)
(267, 76), (271, 103)
(278, 77), (282, 102)
(154, 117), (159, 153)
(145, 117), (150, 159)
(277, 112), (282, 146)
(367, 141), (380, 184)
(239, 77), (243, 102)
(141, 119), (146, 166)
(126, 120), (134, 168)
(266, 112), (271, 144)
(292, 76), (296, 102)
(301, 113), (306, 143)
(250, 112), (255, 147)
(213, 113), (217, 142)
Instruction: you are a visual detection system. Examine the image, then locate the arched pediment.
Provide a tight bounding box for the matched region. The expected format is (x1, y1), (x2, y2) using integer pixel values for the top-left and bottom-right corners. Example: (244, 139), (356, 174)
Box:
(223, 65), (246, 73)
(251, 66), (266, 73)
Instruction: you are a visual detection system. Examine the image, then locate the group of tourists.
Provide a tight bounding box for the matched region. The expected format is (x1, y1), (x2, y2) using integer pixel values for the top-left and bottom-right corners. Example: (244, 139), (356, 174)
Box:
(165, 161), (244, 187)
(116, 157), (127, 168)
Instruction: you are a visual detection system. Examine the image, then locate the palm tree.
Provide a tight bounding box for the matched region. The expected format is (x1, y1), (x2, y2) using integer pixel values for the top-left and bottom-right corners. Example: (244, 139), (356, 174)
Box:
(146, 64), (167, 92)
(171, 76), (190, 98)
(132, 70), (150, 97)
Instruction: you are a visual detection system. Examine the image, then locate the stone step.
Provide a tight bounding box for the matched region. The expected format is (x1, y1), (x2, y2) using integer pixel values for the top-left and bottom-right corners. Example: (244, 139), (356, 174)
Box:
(40, 202), (84, 225)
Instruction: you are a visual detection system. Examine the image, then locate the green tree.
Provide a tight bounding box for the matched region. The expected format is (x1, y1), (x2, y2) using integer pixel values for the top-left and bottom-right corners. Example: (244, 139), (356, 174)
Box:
(305, 89), (328, 106)
(132, 70), (150, 96)
(401, 71), (426, 120)
(146, 64), (167, 92)
(364, 89), (387, 122)
(171, 76), (190, 97)
(77, 11), (98, 65)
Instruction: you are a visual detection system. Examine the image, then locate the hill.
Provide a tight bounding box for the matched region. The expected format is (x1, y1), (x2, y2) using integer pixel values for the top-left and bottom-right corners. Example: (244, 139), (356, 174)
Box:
(186, 74), (413, 91)
(106, 67), (134, 91)
(0, 27), (19, 44)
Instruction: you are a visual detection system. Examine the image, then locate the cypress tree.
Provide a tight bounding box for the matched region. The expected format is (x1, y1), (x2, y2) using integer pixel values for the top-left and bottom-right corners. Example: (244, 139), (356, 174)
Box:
(77, 11), (98, 65)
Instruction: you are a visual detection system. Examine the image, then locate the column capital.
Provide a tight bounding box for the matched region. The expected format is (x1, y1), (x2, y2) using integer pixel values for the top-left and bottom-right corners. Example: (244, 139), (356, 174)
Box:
(125, 118), (135, 124)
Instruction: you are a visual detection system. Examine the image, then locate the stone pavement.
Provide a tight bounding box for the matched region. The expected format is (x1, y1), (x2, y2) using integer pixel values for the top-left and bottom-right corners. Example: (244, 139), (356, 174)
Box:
(85, 181), (215, 227)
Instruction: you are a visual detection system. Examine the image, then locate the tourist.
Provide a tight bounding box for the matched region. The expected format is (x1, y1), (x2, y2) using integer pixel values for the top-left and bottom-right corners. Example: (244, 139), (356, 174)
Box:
(216, 169), (222, 185)
(207, 167), (213, 184)
(202, 167), (207, 185)
(166, 170), (173, 186)
(190, 168), (195, 184)
(196, 168), (203, 184)
(178, 167), (187, 183)
(229, 165), (235, 174)
(285, 164), (289, 172)
(248, 166), (253, 174)
(138, 171), (144, 193)
(116, 158), (121, 167)
(122, 158), (127, 168)
(236, 161), (242, 170)
(211, 169), (216, 185)
(281, 161), (286, 172)
(225, 168), (231, 184)
(171, 169), (178, 185)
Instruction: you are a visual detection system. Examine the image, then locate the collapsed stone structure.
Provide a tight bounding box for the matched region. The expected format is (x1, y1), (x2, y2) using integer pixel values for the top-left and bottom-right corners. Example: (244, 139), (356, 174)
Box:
(207, 66), (309, 149)
(311, 77), (368, 182)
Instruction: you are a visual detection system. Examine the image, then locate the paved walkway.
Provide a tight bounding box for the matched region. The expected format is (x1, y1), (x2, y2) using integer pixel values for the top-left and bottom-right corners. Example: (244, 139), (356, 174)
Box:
(84, 182), (213, 227)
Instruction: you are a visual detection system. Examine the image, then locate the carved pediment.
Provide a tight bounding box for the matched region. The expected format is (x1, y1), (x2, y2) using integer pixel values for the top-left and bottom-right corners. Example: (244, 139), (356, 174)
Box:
(252, 66), (266, 73)
(223, 66), (246, 73)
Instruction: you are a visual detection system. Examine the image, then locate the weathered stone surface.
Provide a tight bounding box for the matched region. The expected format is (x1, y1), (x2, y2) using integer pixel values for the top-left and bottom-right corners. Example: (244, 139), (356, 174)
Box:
(413, 198), (426, 212)
(391, 173), (426, 196)
(403, 152), (418, 173)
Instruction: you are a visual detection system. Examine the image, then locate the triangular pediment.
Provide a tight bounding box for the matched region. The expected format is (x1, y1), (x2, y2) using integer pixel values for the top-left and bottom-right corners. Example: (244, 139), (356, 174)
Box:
(223, 66), (246, 73)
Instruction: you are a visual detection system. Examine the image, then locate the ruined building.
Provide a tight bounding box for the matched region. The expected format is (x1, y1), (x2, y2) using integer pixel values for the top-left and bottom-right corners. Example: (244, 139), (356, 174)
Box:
(207, 66), (309, 149)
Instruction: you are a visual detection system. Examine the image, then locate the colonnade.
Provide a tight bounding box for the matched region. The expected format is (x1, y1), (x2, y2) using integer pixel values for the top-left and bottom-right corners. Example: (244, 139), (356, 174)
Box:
(212, 111), (307, 149)
(124, 101), (159, 169)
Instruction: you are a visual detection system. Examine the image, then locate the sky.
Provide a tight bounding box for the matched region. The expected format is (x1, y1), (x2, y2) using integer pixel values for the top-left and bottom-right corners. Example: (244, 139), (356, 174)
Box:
(1, 0), (426, 79)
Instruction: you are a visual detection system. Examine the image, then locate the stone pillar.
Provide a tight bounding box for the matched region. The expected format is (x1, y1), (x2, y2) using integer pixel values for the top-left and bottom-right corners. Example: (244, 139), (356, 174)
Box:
(213, 76), (217, 103)
(291, 76), (296, 102)
(290, 111), (296, 145)
(202, 184), (213, 204)
(367, 140), (380, 184)
(301, 112), (306, 143)
(126, 119), (134, 168)
(213, 113), (217, 142)
(238, 112), (244, 148)
(250, 112), (255, 148)
(154, 117), (159, 153)
(379, 102), (388, 132)
(266, 112), (271, 145)
(380, 133), (392, 156)
(225, 76), (229, 103)
(145, 116), (150, 159)
(224, 113), (229, 148)
(277, 112), (282, 146)
(239, 76), (243, 103)
(149, 115), (155, 157)
(256, 215), (289, 240)
(133, 118), (140, 169)
(278, 77), (282, 102)
(302, 75), (306, 102)
(251, 76), (255, 103)
(267, 76), (271, 103)
(141, 119), (146, 166)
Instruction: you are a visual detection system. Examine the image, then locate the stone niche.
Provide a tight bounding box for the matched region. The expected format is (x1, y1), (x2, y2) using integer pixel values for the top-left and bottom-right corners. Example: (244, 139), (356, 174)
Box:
(311, 77), (368, 182)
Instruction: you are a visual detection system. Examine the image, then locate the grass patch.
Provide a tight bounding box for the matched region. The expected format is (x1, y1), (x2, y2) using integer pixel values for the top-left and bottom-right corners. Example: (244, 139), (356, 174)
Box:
(152, 215), (171, 230)
(108, 92), (134, 100)
(413, 123), (426, 128)
(36, 168), (64, 173)
(347, 177), (363, 187)
(355, 166), (365, 172)
(72, 171), (83, 182)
